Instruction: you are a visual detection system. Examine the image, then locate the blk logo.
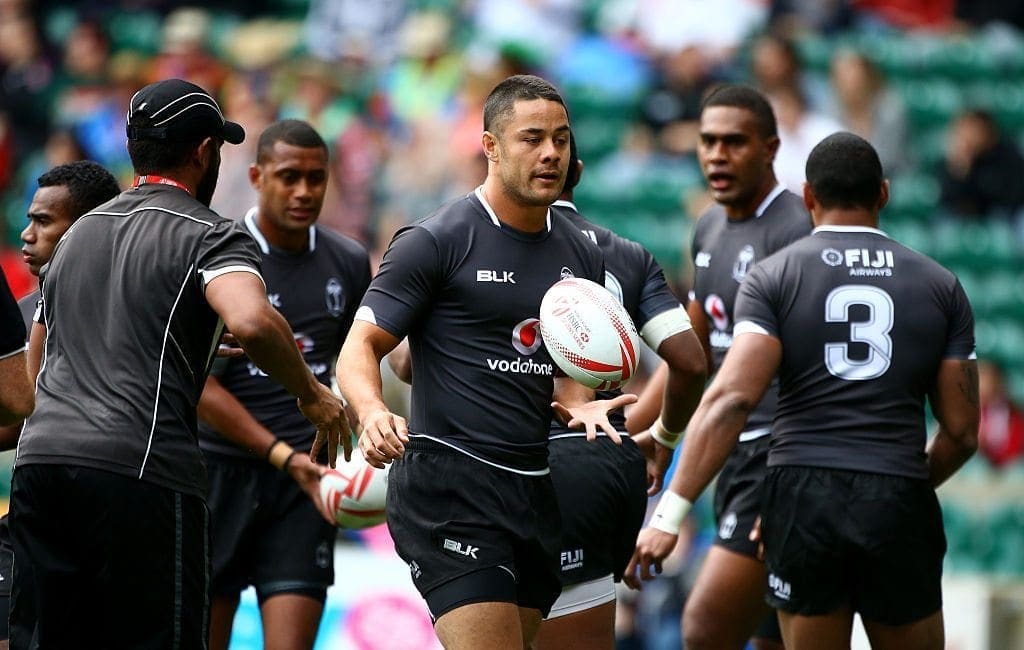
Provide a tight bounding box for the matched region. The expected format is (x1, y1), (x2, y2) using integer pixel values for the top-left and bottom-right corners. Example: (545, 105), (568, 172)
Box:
(477, 269), (516, 283)
(325, 278), (344, 316)
(443, 538), (479, 560)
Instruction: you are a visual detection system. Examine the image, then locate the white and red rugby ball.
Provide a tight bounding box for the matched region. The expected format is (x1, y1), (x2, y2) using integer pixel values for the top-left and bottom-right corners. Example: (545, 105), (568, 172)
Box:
(539, 277), (640, 390)
(319, 452), (390, 529)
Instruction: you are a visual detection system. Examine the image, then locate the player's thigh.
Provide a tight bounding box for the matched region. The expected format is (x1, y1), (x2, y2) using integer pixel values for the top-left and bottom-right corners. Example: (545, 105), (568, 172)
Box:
(861, 609), (944, 650)
(683, 545), (772, 647)
(205, 455), (261, 597)
(777, 606), (855, 650)
(208, 595), (240, 650)
(535, 599), (616, 650)
(849, 473), (945, 627)
(712, 436), (770, 558)
(548, 437), (647, 585)
(434, 601), (525, 650)
(252, 471), (336, 602)
(260, 593), (326, 650)
(86, 472), (209, 650)
(388, 442), (561, 619)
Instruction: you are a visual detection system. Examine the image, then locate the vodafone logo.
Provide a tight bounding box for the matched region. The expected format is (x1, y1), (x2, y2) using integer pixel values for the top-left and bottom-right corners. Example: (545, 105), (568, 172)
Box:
(512, 318), (543, 355)
(705, 294), (729, 332)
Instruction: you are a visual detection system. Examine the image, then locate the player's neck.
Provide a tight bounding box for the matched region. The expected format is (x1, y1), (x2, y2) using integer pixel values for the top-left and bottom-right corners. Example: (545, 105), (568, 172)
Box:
(480, 180), (549, 233)
(255, 211), (310, 253)
(723, 176), (779, 220)
(814, 209), (879, 229)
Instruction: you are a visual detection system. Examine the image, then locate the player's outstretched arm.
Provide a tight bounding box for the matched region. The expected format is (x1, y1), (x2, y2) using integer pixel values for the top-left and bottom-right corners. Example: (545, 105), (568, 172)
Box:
(0, 321), (46, 446)
(337, 320), (408, 469)
(206, 271), (349, 467)
(632, 328), (708, 494)
(625, 331), (779, 589)
(551, 377), (637, 443)
(198, 376), (336, 523)
(926, 358), (980, 487)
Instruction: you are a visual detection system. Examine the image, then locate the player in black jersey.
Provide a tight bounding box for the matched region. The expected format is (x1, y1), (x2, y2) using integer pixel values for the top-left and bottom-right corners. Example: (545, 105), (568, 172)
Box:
(0, 270), (31, 427)
(532, 135), (707, 649)
(10, 80), (349, 649)
(627, 85), (810, 649)
(633, 132), (978, 650)
(337, 75), (634, 650)
(197, 120), (371, 650)
(0, 161), (121, 649)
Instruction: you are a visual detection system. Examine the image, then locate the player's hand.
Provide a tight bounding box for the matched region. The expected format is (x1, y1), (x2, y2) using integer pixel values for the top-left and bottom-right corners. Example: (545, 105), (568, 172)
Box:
(358, 409), (409, 469)
(646, 439), (675, 495)
(287, 453), (335, 524)
(551, 393), (638, 444)
(215, 332), (245, 358)
(623, 527), (679, 590)
(300, 383), (350, 467)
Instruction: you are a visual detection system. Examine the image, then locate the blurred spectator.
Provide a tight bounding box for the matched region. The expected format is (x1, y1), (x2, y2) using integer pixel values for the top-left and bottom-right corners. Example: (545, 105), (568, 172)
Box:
(768, 0), (855, 35)
(938, 109), (1024, 218)
(639, 46), (721, 158)
(607, 0), (766, 63)
(0, 12), (56, 164)
(303, 0), (407, 68)
(954, 1), (1024, 30)
(977, 360), (1024, 468)
(826, 49), (910, 174)
(749, 32), (827, 110)
(145, 7), (228, 95)
(769, 85), (843, 192)
(384, 11), (463, 126)
(470, 0), (582, 65)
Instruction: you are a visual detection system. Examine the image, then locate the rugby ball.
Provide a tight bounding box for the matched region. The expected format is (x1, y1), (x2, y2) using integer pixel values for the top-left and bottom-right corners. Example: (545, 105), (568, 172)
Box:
(319, 452), (390, 529)
(538, 277), (640, 390)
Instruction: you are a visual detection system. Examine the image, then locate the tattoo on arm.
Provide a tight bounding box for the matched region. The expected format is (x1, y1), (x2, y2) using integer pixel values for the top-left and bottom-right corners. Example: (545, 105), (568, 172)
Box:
(958, 361), (979, 408)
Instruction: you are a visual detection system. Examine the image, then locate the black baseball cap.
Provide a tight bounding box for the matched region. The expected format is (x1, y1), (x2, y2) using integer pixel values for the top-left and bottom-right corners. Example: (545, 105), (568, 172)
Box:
(126, 78), (244, 145)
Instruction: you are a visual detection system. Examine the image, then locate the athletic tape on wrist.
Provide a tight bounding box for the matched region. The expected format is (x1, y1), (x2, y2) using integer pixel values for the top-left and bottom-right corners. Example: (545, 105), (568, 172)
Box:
(650, 490), (692, 535)
(649, 417), (683, 450)
(268, 440), (296, 470)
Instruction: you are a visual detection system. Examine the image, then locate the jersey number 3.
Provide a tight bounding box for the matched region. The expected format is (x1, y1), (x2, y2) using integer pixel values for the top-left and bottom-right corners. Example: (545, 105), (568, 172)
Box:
(823, 285), (894, 381)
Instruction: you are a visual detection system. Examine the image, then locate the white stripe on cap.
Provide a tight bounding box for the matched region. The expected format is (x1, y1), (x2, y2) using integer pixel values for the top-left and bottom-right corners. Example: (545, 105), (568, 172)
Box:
(150, 91), (226, 122)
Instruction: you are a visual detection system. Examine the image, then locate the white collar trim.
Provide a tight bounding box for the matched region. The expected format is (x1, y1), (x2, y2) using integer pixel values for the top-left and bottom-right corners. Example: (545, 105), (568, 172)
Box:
(813, 225), (890, 238)
(475, 186), (551, 232)
(754, 183), (786, 218)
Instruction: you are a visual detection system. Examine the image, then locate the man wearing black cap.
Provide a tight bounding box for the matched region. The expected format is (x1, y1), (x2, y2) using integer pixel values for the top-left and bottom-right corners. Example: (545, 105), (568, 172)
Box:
(8, 79), (350, 650)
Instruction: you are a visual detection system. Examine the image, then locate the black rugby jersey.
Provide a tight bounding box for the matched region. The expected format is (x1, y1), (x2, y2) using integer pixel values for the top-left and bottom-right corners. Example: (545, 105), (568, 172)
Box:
(357, 189), (605, 472)
(549, 201), (686, 437)
(17, 290), (38, 334)
(0, 271), (24, 359)
(735, 225), (975, 479)
(690, 186), (811, 439)
(16, 184), (262, 497)
(199, 209), (371, 456)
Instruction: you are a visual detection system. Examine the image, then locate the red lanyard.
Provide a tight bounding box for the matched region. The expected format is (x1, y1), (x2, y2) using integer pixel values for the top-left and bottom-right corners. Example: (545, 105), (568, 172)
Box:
(133, 175), (191, 195)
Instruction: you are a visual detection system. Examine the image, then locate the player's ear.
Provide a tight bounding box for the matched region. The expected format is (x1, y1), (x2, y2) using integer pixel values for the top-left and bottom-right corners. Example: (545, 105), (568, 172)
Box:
(802, 181), (815, 213)
(482, 131), (499, 162)
(248, 162), (261, 189)
(878, 179), (890, 211)
(764, 134), (781, 164)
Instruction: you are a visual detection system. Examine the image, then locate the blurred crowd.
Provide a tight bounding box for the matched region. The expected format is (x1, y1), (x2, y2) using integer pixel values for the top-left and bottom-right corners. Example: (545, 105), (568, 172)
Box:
(2, 1), (1024, 645)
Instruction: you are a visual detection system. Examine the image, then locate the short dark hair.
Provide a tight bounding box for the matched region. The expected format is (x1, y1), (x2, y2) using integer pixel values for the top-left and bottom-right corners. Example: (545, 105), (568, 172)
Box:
(256, 119), (328, 164)
(37, 160), (121, 219)
(806, 132), (883, 210)
(483, 74), (567, 136)
(563, 129), (581, 194)
(128, 137), (204, 175)
(701, 84), (778, 140)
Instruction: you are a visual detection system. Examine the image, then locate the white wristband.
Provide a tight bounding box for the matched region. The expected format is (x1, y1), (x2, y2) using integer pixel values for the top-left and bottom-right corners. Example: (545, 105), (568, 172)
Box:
(649, 490), (692, 535)
(649, 417), (683, 450)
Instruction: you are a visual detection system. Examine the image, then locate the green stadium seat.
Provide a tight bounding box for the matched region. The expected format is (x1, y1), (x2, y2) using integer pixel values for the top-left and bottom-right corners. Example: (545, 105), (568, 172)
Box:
(898, 79), (964, 130)
(984, 504), (1024, 575)
(885, 172), (940, 221)
(106, 11), (164, 54)
(941, 500), (989, 574)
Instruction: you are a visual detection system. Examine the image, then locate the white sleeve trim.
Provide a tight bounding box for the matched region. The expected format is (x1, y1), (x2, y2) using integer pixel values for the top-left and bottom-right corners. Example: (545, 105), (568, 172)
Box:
(640, 306), (692, 351)
(354, 305), (377, 325)
(200, 265), (264, 289)
(0, 345), (26, 361)
(733, 320), (771, 337)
